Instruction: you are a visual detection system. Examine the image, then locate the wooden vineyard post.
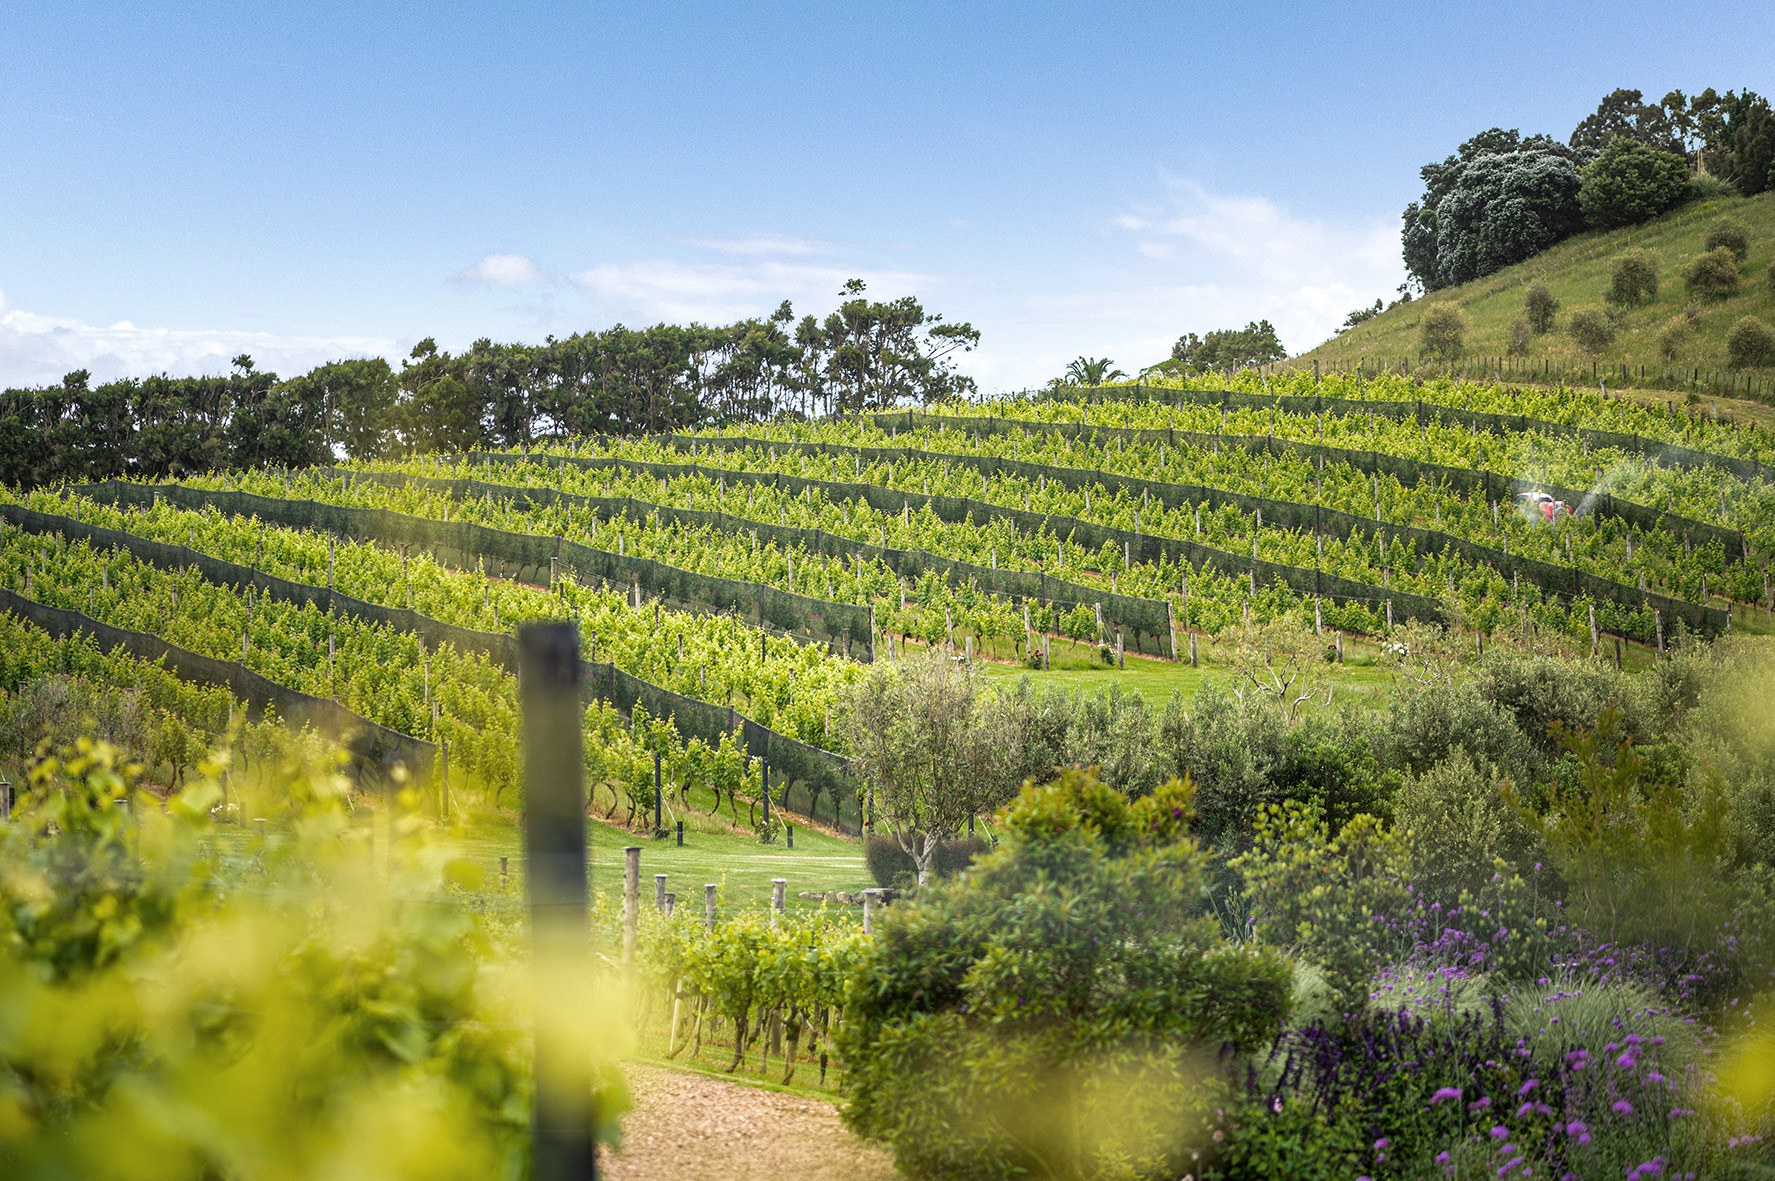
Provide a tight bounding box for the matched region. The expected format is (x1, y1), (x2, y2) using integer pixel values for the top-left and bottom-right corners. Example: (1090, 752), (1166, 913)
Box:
(1167, 599), (1179, 662)
(1655, 609), (1665, 655)
(771, 879), (787, 929)
(1190, 630), (1198, 668)
(863, 888), (879, 935)
(655, 873), (668, 913)
(622, 846), (640, 970)
(516, 621), (597, 1181)
(704, 883), (718, 931)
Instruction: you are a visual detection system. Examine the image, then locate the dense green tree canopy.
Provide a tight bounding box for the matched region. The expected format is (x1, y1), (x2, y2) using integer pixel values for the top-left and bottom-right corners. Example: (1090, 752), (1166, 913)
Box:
(1578, 136), (1690, 229)
(1401, 129), (1585, 292)
(0, 282), (977, 489)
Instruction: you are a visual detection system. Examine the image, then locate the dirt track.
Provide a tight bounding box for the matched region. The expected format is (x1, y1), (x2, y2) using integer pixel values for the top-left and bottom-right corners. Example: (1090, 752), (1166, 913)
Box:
(598, 1063), (901, 1181)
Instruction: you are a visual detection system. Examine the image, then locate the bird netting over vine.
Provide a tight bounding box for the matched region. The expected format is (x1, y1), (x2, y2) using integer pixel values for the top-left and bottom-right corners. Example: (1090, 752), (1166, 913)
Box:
(1035, 383), (1767, 482)
(861, 409), (1748, 560)
(314, 462), (1185, 656)
(29, 493), (866, 831)
(0, 584), (433, 787)
(473, 436), (1725, 639)
(457, 452), (1199, 653)
(74, 479), (871, 659)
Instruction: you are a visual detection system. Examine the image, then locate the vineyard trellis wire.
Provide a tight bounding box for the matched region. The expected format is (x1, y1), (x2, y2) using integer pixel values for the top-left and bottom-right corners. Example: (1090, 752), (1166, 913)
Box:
(1025, 378), (1771, 479)
(3, 500), (867, 831)
(461, 440), (1727, 640)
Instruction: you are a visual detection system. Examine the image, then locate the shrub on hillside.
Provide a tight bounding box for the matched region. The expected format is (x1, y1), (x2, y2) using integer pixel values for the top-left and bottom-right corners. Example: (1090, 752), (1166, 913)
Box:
(1578, 136), (1689, 229)
(839, 769), (1292, 1181)
(1684, 245), (1742, 300)
(1706, 217), (1752, 262)
(1524, 282), (1558, 333)
(1567, 307), (1617, 354)
(1658, 313), (1697, 359)
(1606, 249), (1660, 305)
(1418, 305), (1466, 360)
(864, 832), (987, 888)
(1727, 315), (1775, 367)
(1508, 317), (1532, 354)
(1686, 172), (1740, 203)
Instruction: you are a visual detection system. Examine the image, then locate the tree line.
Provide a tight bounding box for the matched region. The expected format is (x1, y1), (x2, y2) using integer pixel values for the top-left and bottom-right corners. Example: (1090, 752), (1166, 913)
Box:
(1400, 86), (1774, 295)
(0, 280), (978, 489)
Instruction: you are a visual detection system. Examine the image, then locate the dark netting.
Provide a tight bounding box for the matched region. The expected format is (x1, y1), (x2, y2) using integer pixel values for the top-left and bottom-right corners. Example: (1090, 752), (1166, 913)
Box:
(34, 492), (867, 830)
(1032, 384), (1766, 482)
(863, 410), (1747, 560)
(588, 663), (861, 834)
(0, 585), (433, 789)
(461, 451), (1183, 656)
(74, 478), (868, 660)
(471, 434), (1724, 638)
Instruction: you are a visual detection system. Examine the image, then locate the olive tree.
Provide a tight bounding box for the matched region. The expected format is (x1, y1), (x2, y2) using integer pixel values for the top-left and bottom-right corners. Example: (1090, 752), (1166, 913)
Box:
(846, 653), (1017, 887)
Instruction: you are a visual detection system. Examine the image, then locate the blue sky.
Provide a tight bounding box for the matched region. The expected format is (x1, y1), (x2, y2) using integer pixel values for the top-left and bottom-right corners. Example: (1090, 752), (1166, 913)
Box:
(2, 1), (1770, 392)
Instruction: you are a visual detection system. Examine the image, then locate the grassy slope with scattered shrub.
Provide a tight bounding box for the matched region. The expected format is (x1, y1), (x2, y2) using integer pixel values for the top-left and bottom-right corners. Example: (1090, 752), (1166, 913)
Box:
(1301, 191), (1775, 381)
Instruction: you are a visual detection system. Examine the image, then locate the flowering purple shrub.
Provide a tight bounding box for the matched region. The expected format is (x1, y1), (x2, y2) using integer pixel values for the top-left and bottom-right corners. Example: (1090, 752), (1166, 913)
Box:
(1208, 979), (1774, 1180)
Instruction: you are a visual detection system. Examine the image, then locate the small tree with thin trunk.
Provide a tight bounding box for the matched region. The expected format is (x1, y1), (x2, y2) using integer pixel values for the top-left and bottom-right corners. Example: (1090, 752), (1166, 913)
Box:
(1213, 617), (1338, 723)
(846, 653), (1011, 887)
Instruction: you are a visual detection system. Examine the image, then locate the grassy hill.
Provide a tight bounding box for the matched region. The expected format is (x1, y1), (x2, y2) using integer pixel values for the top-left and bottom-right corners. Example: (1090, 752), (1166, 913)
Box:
(1296, 190), (1775, 398)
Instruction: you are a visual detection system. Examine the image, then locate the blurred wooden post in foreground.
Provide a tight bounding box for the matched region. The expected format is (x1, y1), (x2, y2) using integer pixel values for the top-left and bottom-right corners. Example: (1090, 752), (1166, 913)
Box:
(519, 622), (597, 1181)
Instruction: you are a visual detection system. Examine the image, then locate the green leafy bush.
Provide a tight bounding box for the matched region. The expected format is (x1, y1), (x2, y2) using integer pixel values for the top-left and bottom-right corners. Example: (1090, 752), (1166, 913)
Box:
(1418, 305), (1466, 360)
(1706, 216), (1752, 262)
(1394, 750), (1538, 902)
(1524, 283), (1558, 333)
(1578, 137), (1689, 229)
(1606, 249), (1660, 305)
(1685, 245), (1742, 300)
(1567, 307), (1617, 354)
(1658, 312), (1697, 358)
(1727, 315), (1775, 367)
(839, 769), (1292, 1181)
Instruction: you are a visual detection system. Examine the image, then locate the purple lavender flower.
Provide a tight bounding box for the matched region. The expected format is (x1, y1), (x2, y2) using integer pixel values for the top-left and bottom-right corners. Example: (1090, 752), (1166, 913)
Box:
(1430, 1087), (1463, 1104)
(1614, 1100), (1635, 1115)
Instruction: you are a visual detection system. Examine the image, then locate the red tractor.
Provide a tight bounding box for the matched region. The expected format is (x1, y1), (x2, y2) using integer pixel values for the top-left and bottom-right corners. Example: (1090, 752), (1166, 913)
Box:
(1514, 490), (1572, 523)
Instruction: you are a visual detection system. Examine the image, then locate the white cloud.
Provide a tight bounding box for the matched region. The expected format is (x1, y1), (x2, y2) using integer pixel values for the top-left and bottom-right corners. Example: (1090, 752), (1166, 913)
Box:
(955, 177), (1406, 393)
(571, 259), (929, 324)
(1108, 173), (1404, 352)
(451, 252), (552, 287)
(0, 289), (398, 386)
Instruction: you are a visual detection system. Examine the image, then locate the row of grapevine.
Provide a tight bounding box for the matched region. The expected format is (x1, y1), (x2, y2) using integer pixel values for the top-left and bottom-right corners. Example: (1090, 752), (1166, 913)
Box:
(837, 410), (1755, 553)
(462, 435), (1743, 629)
(420, 445), (1726, 643)
(1, 500), (868, 828)
(0, 515), (517, 793)
(172, 468), (1122, 657)
(249, 453), (1693, 647)
(22, 485), (863, 747)
(1019, 369), (1774, 469)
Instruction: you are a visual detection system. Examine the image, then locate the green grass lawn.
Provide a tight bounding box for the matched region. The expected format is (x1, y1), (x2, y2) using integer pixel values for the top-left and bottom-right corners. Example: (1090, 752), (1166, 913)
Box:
(444, 783), (874, 917)
(974, 631), (1398, 712)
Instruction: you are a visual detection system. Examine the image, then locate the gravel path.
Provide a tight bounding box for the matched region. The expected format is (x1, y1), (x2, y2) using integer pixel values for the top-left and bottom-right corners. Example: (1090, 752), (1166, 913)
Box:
(599, 1063), (901, 1181)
